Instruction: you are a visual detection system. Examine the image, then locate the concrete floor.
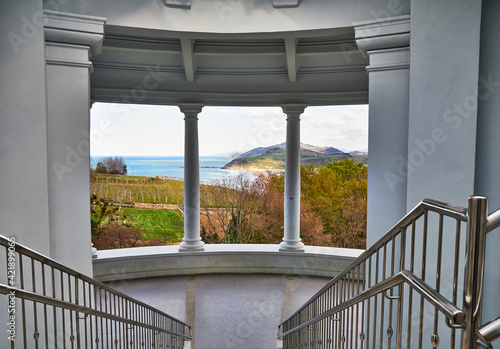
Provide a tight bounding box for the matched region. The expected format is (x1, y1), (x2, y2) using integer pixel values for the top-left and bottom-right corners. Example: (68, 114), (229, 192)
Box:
(107, 273), (331, 349)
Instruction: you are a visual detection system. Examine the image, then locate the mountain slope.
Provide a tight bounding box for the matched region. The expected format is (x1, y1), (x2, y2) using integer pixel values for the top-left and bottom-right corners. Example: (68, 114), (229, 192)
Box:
(233, 142), (343, 159)
(223, 143), (356, 170)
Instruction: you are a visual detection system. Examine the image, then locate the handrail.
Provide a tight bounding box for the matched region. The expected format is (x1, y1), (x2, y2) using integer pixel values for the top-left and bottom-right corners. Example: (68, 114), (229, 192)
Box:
(0, 234), (189, 328)
(278, 196), (499, 349)
(0, 234), (192, 347)
(486, 208), (500, 233)
(278, 270), (465, 339)
(421, 198), (468, 219)
(0, 284), (191, 339)
(477, 316), (500, 346)
(279, 198), (467, 325)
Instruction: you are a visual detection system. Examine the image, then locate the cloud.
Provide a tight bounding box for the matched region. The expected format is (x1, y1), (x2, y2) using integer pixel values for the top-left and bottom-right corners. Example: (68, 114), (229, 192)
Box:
(238, 107), (283, 118)
(91, 104), (368, 156)
(301, 106), (368, 151)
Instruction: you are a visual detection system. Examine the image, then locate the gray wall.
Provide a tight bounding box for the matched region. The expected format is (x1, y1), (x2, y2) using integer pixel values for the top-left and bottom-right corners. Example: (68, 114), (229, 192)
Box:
(0, 0), (51, 255)
(407, 0), (482, 210)
(475, 0), (500, 339)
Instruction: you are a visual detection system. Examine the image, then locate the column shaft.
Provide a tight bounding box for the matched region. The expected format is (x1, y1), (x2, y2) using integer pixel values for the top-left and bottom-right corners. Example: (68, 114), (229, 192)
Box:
(280, 104), (306, 252)
(179, 104), (205, 252)
(355, 16), (410, 245)
(44, 11), (105, 275)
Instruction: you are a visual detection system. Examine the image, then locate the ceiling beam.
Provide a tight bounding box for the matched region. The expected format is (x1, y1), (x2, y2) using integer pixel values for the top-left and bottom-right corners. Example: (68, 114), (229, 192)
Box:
(180, 38), (197, 82)
(284, 37), (298, 82)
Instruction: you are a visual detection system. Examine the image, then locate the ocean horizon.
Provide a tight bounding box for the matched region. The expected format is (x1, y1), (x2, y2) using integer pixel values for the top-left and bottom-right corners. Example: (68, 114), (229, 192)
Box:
(91, 155), (246, 182)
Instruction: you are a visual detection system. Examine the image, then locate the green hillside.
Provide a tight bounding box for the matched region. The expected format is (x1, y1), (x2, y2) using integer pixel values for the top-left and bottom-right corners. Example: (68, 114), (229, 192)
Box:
(222, 145), (356, 171)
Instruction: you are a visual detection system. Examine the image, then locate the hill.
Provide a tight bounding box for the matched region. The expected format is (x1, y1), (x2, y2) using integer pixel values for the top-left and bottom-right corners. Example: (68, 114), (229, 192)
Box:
(233, 142), (343, 159)
(222, 143), (364, 171)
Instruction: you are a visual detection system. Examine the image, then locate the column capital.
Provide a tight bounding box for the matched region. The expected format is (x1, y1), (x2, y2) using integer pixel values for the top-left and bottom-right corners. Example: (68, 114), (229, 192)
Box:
(281, 104), (307, 117)
(44, 11), (105, 73)
(354, 15), (410, 53)
(353, 15), (410, 72)
(44, 10), (106, 56)
(179, 103), (204, 117)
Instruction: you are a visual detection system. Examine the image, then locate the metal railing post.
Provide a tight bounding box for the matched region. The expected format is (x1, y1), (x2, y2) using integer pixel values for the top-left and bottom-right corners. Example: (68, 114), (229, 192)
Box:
(462, 196), (489, 348)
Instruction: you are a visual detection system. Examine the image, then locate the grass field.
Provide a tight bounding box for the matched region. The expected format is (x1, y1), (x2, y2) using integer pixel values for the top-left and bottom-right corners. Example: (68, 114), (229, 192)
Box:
(91, 174), (235, 247)
(122, 208), (184, 243)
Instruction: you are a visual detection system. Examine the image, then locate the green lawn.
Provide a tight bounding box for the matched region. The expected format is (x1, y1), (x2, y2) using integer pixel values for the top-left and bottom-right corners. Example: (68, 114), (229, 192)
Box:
(123, 208), (184, 243)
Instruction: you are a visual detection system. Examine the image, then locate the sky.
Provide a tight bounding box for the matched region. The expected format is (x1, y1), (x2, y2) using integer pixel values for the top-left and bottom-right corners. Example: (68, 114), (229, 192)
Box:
(90, 103), (368, 156)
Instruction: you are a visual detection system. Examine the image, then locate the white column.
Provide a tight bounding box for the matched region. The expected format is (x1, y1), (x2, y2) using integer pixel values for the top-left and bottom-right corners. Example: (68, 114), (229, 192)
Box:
(179, 103), (205, 252)
(44, 11), (105, 275)
(354, 16), (410, 245)
(280, 104), (306, 252)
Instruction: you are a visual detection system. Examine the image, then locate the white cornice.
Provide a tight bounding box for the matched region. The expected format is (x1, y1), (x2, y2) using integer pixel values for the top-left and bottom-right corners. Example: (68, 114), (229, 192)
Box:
(164, 0), (297, 10)
(92, 61), (366, 76)
(354, 15), (410, 53)
(90, 87), (368, 107)
(44, 10), (106, 56)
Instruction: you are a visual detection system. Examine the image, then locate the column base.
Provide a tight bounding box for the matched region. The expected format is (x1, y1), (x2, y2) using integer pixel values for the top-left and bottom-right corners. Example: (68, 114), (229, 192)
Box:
(179, 240), (205, 252)
(279, 240), (305, 252)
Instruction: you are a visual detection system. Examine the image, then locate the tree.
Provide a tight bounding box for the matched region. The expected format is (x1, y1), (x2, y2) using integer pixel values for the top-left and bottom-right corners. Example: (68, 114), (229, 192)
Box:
(256, 174), (326, 246)
(95, 162), (108, 174)
(301, 159), (367, 248)
(200, 173), (263, 243)
(93, 222), (143, 249)
(95, 156), (127, 175)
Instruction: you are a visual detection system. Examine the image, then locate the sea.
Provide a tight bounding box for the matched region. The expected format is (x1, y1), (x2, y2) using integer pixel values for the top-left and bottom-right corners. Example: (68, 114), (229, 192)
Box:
(91, 156), (246, 182)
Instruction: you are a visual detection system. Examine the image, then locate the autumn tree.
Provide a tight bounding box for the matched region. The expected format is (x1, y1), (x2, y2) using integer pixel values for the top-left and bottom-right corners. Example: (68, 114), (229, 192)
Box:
(301, 159), (367, 248)
(200, 158), (366, 248)
(200, 173), (264, 243)
(253, 175), (326, 245)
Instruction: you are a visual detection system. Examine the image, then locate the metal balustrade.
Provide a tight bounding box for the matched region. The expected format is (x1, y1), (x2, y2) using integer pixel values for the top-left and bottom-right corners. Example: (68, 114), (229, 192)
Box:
(1, 196), (499, 348)
(0, 235), (191, 348)
(278, 196), (499, 349)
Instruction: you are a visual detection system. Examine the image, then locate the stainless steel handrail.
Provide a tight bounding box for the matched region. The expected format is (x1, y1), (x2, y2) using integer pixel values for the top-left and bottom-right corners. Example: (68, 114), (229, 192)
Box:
(0, 234), (187, 327)
(486, 208), (500, 233)
(0, 283), (191, 339)
(278, 196), (499, 349)
(477, 317), (500, 346)
(0, 234), (192, 347)
(278, 269), (465, 339)
(279, 198), (467, 325)
(278, 197), (474, 349)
